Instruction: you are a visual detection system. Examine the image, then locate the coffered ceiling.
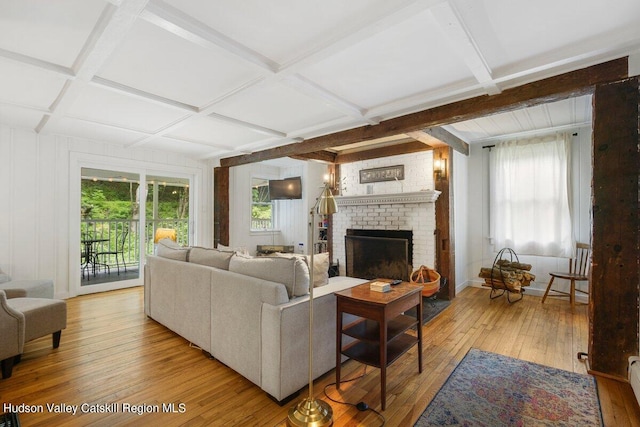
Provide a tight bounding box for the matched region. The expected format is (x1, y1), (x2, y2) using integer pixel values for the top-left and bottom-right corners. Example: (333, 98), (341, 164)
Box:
(0, 0), (638, 161)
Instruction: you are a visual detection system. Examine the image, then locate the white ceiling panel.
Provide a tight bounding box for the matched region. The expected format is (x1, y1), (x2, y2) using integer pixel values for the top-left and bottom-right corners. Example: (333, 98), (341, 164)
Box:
(143, 136), (217, 157)
(96, 19), (263, 107)
(67, 84), (190, 133)
(46, 117), (147, 145)
(0, 105), (46, 130)
(445, 95), (592, 143)
(456, 0), (640, 75)
(162, 0), (409, 65)
(211, 81), (346, 133)
(0, 58), (68, 109)
(166, 116), (266, 148)
(0, 1), (637, 160)
(0, 0), (106, 67)
(299, 9), (473, 109)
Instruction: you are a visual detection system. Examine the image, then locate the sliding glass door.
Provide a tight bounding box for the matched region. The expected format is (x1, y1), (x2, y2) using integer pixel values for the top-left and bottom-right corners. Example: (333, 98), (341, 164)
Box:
(75, 158), (195, 296)
(80, 167), (141, 288)
(145, 174), (190, 252)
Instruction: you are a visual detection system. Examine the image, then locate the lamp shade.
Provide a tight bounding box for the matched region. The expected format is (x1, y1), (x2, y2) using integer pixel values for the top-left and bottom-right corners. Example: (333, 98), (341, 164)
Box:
(154, 228), (177, 243)
(316, 186), (337, 215)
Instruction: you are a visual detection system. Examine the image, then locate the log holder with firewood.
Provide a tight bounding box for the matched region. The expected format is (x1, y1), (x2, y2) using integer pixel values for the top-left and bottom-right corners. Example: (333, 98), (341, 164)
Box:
(478, 248), (535, 303)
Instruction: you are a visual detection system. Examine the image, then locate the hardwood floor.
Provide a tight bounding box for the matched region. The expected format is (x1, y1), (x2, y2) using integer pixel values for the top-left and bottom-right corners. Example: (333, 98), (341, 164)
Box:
(1, 286), (639, 426)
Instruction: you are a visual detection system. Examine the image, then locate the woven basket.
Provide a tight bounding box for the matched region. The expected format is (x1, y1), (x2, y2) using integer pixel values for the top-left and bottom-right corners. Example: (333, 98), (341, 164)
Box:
(410, 265), (441, 298)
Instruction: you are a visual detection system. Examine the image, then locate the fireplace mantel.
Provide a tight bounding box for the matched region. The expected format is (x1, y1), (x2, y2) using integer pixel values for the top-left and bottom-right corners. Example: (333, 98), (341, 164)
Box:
(335, 190), (441, 206)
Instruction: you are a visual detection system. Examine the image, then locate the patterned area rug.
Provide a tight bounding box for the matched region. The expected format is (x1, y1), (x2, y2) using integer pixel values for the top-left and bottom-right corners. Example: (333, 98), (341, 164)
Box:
(415, 348), (603, 426)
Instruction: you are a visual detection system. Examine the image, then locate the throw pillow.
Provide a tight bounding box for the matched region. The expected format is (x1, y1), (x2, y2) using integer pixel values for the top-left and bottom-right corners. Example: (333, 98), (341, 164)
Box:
(189, 247), (235, 270)
(270, 252), (330, 288)
(156, 238), (190, 261)
(309, 252), (330, 287)
(228, 255), (309, 298)
(216, 243), (250, 256)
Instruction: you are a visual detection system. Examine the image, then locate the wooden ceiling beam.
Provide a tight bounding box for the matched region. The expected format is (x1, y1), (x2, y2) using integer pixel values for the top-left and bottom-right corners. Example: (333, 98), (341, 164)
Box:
(289, 150), (337, 163)
(335, 141), (433, 164)
(220, 58), (628, 167)
(423, 127), (469, 156)
(405, 130), (449, 149)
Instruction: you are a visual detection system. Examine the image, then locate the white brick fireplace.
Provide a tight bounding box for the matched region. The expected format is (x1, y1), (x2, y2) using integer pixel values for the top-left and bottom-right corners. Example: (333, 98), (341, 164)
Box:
(331, 191), (440, 277)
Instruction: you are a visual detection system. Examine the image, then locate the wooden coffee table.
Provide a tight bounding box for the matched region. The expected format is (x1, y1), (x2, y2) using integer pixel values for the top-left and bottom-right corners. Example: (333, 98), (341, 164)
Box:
(335, 279), (423, 410)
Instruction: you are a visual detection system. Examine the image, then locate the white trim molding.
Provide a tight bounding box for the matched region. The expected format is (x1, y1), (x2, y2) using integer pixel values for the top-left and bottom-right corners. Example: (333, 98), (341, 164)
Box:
(335, 190), (441, 207)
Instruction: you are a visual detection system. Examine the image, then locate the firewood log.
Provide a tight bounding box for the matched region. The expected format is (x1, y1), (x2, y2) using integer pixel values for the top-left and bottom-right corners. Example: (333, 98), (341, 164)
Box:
(482, 278), (522, 293)
(495, 259), (532, 271)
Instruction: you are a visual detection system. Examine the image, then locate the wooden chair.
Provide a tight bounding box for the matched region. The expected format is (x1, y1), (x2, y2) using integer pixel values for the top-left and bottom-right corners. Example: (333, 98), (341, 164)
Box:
(541, 242), (591, 306)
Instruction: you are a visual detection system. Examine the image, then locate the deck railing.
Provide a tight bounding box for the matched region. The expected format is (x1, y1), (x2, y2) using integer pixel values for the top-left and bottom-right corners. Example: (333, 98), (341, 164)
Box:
(81, 219), (189, 267)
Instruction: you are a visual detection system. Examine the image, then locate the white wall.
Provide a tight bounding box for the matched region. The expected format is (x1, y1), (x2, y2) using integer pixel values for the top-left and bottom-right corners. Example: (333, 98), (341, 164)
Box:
(339, 151), (434, 196)
(462, 128), (593, 298)
(228, 159), (328, 255)
(0, 125), (213, 299)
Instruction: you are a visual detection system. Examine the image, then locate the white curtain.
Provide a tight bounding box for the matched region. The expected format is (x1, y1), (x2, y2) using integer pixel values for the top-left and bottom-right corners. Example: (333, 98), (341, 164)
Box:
(490, 133), (573, 257)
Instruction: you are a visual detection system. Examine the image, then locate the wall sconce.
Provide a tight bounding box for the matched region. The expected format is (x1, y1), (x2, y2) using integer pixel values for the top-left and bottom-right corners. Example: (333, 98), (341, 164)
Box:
(323, 172), (334, 188)
(434, 156), (447, 181)
(324, 168), (337, 193)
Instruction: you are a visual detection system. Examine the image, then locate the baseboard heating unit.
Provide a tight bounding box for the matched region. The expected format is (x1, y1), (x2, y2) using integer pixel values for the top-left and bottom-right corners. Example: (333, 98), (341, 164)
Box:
(0, 412), (20, 427)
(628, 356), (640, 406)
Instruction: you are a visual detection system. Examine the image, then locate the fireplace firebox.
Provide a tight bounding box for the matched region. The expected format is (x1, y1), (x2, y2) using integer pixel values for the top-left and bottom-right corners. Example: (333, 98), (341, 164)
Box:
(345, 229), (413, 281)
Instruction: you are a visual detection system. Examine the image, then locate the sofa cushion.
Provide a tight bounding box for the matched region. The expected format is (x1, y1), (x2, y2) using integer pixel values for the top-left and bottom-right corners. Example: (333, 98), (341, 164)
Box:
(188, 247), (234, 270)
(216, 243), (250, 256)
(156, 238), (190, 261)
(270, 252), (329, 288)
(228, 255), (309, 298)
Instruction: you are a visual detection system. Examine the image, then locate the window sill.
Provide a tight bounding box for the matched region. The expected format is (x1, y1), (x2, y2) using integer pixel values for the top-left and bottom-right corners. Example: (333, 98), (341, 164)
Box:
(250, 229), (281, 235)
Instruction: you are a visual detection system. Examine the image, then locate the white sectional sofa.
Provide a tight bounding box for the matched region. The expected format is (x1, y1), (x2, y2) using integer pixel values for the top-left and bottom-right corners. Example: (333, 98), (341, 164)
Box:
(143, 242), (366, 402)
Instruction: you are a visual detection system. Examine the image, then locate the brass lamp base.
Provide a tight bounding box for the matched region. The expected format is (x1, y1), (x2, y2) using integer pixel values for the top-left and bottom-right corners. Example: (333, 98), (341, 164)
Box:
(287, 397), (333, 427)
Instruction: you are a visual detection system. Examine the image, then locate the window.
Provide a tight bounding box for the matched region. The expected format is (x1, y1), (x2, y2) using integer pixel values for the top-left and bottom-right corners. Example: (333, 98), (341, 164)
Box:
(490, 133), (573, 257)
(251, 178), (273, 230)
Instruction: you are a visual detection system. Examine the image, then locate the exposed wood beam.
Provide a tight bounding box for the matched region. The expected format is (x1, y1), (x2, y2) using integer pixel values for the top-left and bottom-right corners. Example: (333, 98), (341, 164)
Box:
(220, 57), (628, 167)
(589, 77), (639, 380)
(406, 130), (448, 148)
(289, 150), (337, 163)
(334, 141), (432, 164)
(214, 167), (230, 247)
(423, 127), (469, 155)
(434, 146), (455, 299)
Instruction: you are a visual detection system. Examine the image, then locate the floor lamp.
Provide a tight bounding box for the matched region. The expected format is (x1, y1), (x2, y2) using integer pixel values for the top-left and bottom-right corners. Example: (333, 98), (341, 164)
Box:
(287, 183), (338, 427)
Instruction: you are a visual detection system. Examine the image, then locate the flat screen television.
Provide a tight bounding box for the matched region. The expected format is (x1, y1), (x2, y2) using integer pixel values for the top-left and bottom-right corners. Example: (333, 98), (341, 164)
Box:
(269, 177), (302, 200)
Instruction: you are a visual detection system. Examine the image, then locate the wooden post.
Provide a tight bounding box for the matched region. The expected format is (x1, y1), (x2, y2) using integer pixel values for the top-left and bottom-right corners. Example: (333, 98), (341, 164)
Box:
(589, 77), (639, 379)
(213, 166), (229, 247)
(434, 147), (455, 299)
